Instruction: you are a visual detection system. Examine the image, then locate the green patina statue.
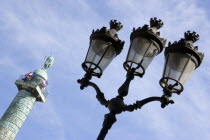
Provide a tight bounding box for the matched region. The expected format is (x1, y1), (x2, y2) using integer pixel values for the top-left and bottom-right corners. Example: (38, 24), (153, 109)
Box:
(44, 54), (54, 70)
(33, 54), (54, 82)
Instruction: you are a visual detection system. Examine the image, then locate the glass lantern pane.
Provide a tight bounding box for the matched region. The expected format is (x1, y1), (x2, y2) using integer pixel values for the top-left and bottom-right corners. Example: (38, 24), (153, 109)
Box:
(85, 39), (116, 73)
(163, 53), (195, 85)
(126, 37), (159, 73)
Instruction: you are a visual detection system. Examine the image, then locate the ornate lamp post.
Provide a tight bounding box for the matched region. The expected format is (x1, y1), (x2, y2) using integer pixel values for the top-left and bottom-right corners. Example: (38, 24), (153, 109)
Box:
(77, 18), (204, 140)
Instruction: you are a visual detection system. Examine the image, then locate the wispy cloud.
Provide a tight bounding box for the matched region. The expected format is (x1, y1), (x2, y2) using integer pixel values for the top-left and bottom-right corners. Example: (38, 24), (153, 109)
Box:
(0, 0), (209, 140)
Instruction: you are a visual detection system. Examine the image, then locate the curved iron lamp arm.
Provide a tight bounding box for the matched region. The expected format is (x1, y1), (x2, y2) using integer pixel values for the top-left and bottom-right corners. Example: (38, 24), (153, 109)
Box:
(88, 82), (109, 107)
(77, 79), (109, 107)
(123, 95), (174, 112)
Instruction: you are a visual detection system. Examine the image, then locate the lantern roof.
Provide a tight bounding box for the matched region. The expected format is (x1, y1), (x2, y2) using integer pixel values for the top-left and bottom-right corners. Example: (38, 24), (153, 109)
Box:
(130, 17), (166, 53)
(165, 31), (204, 68)
(90, 20), (124, 55)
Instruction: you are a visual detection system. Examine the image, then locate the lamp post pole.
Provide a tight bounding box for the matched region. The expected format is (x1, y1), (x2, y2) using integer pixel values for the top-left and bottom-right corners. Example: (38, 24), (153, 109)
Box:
(78, 18), (204, 140)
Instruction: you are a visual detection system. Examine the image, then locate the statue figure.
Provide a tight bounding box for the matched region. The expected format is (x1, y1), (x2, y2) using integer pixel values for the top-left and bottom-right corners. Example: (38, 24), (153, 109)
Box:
(44, 54), (54, 70)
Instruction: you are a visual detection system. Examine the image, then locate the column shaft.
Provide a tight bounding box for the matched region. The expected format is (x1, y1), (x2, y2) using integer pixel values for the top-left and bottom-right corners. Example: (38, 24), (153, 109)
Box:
(0, 90), (36, 140)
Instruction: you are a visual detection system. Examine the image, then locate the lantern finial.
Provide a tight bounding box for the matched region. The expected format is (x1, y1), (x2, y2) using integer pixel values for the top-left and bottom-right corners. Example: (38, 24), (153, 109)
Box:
(110, 20), (123, 31)
(150, 17), (163, 29)
(184, 31), (199, 43)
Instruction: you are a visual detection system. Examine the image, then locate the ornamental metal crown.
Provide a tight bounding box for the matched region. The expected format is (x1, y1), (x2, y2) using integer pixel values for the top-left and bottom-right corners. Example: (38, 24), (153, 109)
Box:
(184, 31), (199, 43)
(110, 20), (123, 31)
(150, 17), (163, 29)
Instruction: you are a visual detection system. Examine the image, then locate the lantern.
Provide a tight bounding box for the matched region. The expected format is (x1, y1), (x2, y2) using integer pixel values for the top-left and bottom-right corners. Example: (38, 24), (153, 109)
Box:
(124, 17), (166, 77)
(82, 20), (124, 78)
(160, 31), (204, 94)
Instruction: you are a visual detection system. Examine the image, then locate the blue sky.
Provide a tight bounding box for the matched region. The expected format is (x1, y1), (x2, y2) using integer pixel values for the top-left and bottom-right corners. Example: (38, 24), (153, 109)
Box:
(0, 0), (210, 140)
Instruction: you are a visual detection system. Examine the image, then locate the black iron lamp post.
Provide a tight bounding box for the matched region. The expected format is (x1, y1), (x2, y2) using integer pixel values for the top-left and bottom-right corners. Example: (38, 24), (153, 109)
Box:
(77, 18), (204, 140)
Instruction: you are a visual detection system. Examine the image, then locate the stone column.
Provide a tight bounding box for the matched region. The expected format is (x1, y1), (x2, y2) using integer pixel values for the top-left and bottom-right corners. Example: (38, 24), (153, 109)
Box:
(0, 90), (36, 140)
(0, 55), (54, 140)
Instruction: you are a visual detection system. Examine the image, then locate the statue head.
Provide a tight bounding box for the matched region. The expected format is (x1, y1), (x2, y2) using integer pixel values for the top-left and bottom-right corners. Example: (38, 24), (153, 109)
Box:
(44, 54), (54, 70)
